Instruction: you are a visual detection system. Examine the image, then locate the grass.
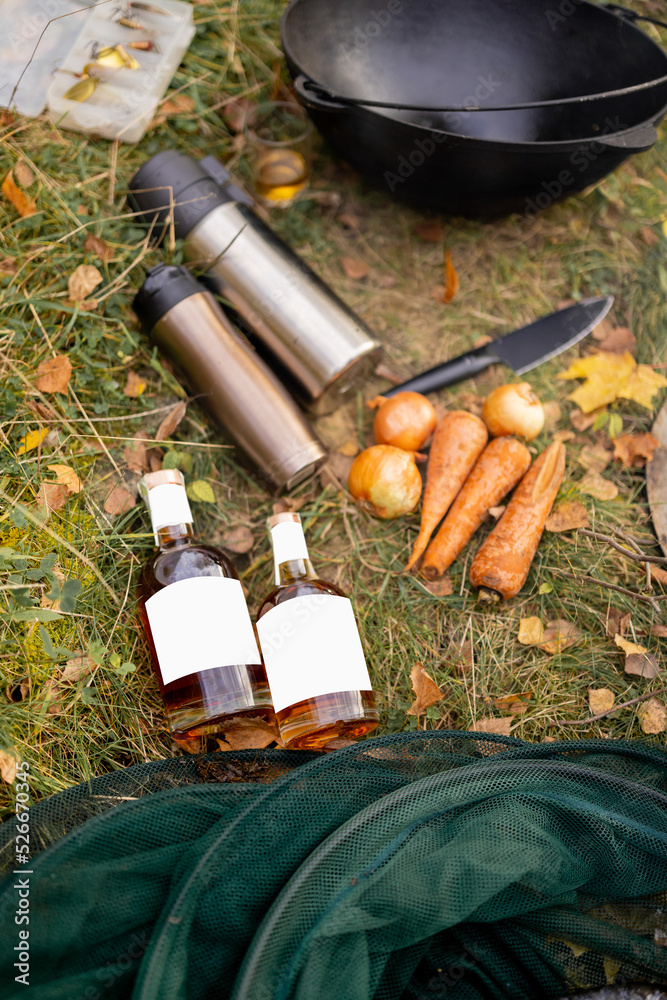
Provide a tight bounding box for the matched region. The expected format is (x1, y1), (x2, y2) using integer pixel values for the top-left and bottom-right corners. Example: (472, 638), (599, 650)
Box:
(0, 0), (666, 819)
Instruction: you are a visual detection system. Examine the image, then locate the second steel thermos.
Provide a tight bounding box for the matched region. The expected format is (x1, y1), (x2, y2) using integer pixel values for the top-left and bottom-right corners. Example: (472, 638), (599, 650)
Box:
(132, 264), (327, 491)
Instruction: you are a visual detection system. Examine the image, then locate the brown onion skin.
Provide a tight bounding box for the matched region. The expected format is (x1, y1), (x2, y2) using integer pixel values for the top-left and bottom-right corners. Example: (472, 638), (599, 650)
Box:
(348, 445), (422, 519)
(373, 392), (437, 452)
(482, 383), (544, 441)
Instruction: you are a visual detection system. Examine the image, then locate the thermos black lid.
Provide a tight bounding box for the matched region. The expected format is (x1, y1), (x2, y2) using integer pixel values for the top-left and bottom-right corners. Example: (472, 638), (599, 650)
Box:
(132, 263), (204, 332)
(128, 151), (252, 243)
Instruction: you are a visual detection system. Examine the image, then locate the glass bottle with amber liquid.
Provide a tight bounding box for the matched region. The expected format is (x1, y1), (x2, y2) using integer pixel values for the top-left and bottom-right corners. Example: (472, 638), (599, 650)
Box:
(137, 470), (272, 742)
(256, 512), (378, 749)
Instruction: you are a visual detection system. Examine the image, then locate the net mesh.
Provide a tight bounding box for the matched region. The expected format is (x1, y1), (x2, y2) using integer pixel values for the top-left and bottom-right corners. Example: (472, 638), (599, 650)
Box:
(2, 732), (667, 1000)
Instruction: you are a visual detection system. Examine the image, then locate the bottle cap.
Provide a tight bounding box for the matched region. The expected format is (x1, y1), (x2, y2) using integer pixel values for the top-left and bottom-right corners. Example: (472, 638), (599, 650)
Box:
(128, 151), (243, 244)
(268, 511), (302, 529)
(133, 263), (204, 334)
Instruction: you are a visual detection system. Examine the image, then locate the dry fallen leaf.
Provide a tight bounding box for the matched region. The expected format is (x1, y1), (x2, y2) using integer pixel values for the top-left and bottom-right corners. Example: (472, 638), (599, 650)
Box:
(545, 500), (590, 533)
(34, 354), (72, 394)
(84, 232), (113, 264)
(320, 453), (354, 491)
(407, 662), (443, 716)
(539, 619), (582, 655)
(104, 484), (136, 516)
(2, 170), (36, 217)
(472, 717), (513, 735)
(123, 434), (149, 474)
(60, 652), (95, 683)
(337, 439), (360, 457)
(123, 371), (147, 398)
(493, 691), (532, 712)
(579, 471), (618, 501)
(155, 401), (187, 442)
(559, 350), (667, 412)
(443, 249), (459, 303)
(612, 432), (659, 468)
(615, 635), (647, 656)
(14, 161), (34, 188)
(6, 676), (30, 703)
(553, 430), (576, 444)
(454, 639), (474, 676)
(340, 256), (369, 280)
(588, 688), (615, 714)
(176, 736), (202, 754)
(488, 505), (506, 520)
(638, 697), (666, 734)
(595, 326), (637, 355)
(47, 463), (81, 494)
(68, 264), (103, 302)
(0, 256), (17, 275)
(421, 575), (454, 597)
(272, 497), (307, 516)
(26, 398), (56, 420)
(0, 748), (18, 784)
(151, 92), (196, 127)
(542, 400), (561, 430)
(570, 407), (602, 431)
(322, 738), (357, 752)
(650, 565), (667, 586)
(36, 482), (68, 515)
(217, 715), (282, 750)
(578, 444), (612, 475)
(413, 219), (443, 242)
(222, 96), (255, 133)
(17, 427), (49, 455)
(625, 652), (660, 679)
(518, 616), (544, 645)
(648, 624), (667, 638)
(221, 525), (255, 554)
(607, 608), (631, 639)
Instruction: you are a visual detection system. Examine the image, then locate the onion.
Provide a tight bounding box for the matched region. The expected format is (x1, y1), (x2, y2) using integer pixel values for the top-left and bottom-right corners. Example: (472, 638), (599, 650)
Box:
(482, 383), (545, 441)
(348, 445), (422, 519)
(371, 392), (437, 451)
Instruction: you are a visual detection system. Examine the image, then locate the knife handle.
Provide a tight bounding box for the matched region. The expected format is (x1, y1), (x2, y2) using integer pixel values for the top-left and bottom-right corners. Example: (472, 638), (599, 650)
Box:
(384, 345), (499, 397)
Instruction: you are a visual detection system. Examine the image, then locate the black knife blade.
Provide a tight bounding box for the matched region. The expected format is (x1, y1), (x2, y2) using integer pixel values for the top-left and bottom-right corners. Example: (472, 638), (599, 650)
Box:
(384, 296), (614, 397)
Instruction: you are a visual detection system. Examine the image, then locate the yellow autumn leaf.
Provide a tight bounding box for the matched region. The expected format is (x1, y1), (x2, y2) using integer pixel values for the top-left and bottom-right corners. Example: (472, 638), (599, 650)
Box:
(47, 464), (81, 494)
(603, 956), (621, 985)
(518, 616), (544, 645)
(662, 217), (667, 240)
(618, 364), (667, 409)
(558, 350), (667, 413)
(17, 427), (49, 454)
(614, 634), (647, 656)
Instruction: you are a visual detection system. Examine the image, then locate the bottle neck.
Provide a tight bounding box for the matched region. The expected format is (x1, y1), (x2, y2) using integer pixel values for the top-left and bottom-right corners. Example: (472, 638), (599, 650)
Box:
(276, 557), (317, 587)
(145, 483), (195, 548)
(157, 523), (195, 551)
(270, 518), (315, 586)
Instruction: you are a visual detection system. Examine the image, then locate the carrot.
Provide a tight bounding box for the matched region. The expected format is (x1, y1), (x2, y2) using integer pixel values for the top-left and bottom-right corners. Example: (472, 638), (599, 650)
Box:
(421, 436), (532, 579)
(405, 410), (488, 572)
(469, 441), (566, 602)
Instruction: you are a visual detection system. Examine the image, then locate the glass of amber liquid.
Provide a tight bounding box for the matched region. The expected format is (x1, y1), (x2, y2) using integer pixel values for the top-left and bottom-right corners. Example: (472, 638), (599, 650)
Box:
(243, 101), (313, 207)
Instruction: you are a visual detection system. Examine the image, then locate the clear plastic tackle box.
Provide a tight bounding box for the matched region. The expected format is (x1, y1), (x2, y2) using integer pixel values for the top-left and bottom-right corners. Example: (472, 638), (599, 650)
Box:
(0, 0), (195, 143)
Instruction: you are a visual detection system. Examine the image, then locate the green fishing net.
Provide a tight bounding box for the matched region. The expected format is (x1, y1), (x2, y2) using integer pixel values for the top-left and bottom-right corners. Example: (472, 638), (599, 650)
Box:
(1, 732), (667, 999)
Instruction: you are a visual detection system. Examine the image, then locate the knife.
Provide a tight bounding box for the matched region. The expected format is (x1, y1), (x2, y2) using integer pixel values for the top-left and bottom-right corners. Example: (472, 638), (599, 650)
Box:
(384, 296), (614, 397)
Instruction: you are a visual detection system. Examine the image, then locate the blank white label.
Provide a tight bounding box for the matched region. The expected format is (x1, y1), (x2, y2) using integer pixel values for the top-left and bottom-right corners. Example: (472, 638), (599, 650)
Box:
(147, 483), (193, 534)
(145, 577), (261, 686)
(256, 594), (371, 713)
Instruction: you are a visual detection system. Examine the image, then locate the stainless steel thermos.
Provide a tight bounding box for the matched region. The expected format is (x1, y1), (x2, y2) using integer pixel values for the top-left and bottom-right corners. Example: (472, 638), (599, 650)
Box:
(128, 151), (381, 415)
(132, 264), (327, 491)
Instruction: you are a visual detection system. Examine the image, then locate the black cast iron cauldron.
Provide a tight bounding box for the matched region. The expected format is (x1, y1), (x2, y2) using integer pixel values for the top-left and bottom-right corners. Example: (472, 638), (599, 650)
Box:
(281, 0), (667, 219)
